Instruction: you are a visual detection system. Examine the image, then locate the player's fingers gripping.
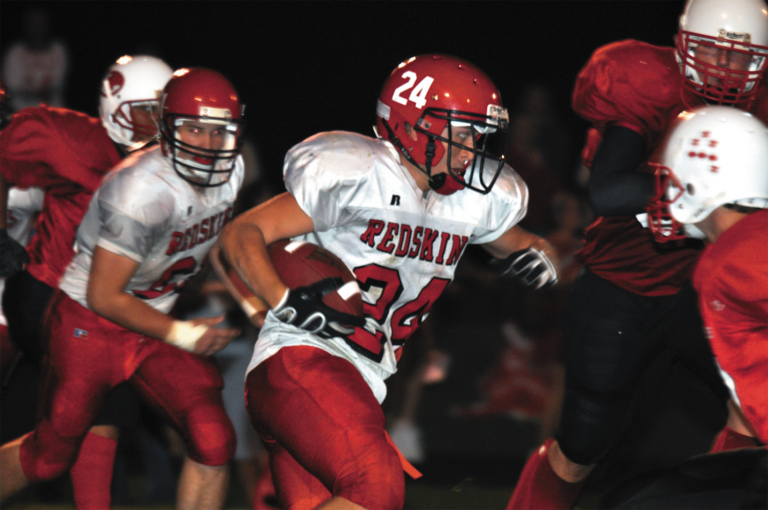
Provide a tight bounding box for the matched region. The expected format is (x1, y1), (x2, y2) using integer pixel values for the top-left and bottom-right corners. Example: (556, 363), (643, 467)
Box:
(272, 277), (366, 337)
(195, 326), (240, 356)
(165, 316), (239, 355)
(193, 315), (226, 328)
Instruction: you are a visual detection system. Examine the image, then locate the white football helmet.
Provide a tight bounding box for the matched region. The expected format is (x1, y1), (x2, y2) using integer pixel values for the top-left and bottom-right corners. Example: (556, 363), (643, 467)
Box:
(647, 106), (768, 242)
(99, 55), (173, 150)
(676, 0), (768, 105)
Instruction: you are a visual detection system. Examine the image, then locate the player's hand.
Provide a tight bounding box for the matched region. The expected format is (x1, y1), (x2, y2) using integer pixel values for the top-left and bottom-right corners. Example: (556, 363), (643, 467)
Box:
(273, 278), (366, 338)
(0, 228), (29, 278)
(190, 316), (241, 356)
(488, 247), (558, 290)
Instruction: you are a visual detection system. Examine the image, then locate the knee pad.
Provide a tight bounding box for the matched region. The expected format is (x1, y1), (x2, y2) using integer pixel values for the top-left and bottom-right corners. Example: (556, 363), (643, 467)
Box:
(556, 381), (633, 466)
(334, 429), (405, 510)
(19, 430), (79, 482)
(184, 406), (237, 466)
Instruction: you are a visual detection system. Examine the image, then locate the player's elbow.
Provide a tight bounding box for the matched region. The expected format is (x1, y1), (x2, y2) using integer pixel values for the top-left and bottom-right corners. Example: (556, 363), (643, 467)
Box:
(218, 222), (241, 256)
(85, 282), (116, 318)
(219, 219), (263, 257)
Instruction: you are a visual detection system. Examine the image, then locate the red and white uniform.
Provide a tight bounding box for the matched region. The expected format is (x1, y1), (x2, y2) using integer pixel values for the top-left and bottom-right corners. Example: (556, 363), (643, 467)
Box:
(249, 131), (527, 403)
(694, 210), (768, 444)
(246, 131), (526, 509)
(18, 146), (243, 481)
(0, 106), (121, 288)
(60, 145), (241, 311)
(573, 40), (767, 296)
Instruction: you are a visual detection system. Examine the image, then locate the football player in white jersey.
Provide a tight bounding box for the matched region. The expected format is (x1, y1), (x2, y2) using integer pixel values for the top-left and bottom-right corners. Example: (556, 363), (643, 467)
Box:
(0, 68), (246, 510)
(218, 54), (559, 510)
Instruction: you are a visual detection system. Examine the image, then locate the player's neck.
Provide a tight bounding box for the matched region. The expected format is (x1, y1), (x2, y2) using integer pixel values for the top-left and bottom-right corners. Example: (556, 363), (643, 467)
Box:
(701, 207), (751, 243)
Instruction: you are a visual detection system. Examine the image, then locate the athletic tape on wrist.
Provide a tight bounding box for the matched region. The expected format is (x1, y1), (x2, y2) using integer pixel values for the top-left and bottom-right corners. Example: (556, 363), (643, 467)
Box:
(165, 321), (209, 352)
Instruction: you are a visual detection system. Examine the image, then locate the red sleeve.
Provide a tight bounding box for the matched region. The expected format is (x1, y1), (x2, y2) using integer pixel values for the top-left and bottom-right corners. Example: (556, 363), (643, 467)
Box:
(697, 212), (768, 443)
(572, 40), (684, 140)
(0, 106), (119, 193)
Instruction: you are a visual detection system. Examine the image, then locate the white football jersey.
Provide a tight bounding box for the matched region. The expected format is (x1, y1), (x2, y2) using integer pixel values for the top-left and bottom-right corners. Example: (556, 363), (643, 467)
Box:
(60, 145), (244, 313)
(0, 187), (44, 326)
(248, 132), (527, 403)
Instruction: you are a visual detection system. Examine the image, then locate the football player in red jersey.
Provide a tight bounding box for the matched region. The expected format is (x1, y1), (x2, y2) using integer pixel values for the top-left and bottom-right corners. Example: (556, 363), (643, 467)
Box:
(506, 1), (768, 509)
(218, 54), (559, 510)
(0, 78), (44, 382)
(0, 55), (172, 509)
(0, 68), (245, 509)
(600, 106), (768, 508)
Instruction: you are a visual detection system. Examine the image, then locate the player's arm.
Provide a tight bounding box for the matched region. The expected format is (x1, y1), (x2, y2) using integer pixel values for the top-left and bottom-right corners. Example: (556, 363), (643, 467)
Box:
(588, 125), (651, 216)
(86, 246), (239, 356)
(218, 191), (364, 335)
(481, 225), (560, 290)
(218, 191), (314, 309)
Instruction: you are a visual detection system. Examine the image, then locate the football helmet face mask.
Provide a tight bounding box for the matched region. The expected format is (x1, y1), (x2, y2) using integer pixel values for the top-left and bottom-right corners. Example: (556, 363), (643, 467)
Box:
(159, 68), (245, 188)
(375, 54), (509, 195)
(99, 55), (173, 150)
(676, 0), (768, 106)
(647, 106), (768, 242)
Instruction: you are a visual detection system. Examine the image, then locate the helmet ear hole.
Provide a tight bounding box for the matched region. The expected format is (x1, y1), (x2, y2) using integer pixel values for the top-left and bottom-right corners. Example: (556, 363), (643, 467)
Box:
(403, 122), (419, 142)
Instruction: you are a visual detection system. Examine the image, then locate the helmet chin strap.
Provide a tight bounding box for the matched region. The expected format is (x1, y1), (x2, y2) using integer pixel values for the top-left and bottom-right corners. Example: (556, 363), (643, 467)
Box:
(380, 118), (459, 195)
(424, 137), (442, 191)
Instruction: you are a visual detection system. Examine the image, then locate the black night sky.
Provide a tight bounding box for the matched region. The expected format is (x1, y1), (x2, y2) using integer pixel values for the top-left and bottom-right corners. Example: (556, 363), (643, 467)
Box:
(1, 1), (686, 188)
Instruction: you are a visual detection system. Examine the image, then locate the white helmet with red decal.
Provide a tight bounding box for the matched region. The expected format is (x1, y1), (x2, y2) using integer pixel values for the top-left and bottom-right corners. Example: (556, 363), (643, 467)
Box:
(99, 55), (173, 150)
(647, 106), (768, 241)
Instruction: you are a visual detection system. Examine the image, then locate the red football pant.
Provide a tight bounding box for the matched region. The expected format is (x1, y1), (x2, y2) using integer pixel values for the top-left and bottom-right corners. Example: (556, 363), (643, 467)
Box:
(245, 346), (405, 510)
(19, 290), (235, 482)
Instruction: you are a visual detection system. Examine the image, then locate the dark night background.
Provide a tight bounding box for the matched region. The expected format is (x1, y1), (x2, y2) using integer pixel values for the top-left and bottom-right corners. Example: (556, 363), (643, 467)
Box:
(1, 0), (686, 189)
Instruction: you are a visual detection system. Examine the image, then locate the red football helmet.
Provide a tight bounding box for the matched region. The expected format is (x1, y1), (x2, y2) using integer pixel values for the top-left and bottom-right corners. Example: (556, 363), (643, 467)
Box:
(375, 55), (509, 195)
(0, 78), (11, 131)
(159, 68), (245, 187)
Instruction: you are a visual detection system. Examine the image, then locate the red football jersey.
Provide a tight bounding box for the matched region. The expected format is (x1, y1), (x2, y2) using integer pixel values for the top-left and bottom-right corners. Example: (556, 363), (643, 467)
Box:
(572, 40), (767, 296)
(694, 210), (768, 444)
(0, 106), (121, 287)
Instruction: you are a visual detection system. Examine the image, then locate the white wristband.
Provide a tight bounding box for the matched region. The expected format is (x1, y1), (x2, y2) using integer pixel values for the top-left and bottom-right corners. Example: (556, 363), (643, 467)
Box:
(273, 288), (290, 311)
(165, 320), (209, 352)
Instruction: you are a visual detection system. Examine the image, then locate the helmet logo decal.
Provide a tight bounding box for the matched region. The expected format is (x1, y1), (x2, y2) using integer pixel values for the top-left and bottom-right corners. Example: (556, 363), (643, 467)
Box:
(392, 71), (434, 109)
(687, 131), (720, 163)
(103, 71), (125, 97)
(719, 29), (751, 44)
(200, 106), (231, 119)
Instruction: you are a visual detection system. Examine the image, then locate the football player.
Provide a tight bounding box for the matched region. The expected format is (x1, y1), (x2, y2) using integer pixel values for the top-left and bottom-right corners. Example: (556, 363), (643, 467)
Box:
(0, 55), (172, 508)
(506, 0), (768, 509)
(601, 106), (768, 508)
(0, 68), (245, 510)
(218, 54), (559, 510)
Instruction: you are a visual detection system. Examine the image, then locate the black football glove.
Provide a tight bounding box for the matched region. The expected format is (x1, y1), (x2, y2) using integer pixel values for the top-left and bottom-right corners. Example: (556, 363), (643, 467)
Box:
(488, 247), (558, 290)
(0, 228), (29, 278)
(272, 277), (366, 338)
